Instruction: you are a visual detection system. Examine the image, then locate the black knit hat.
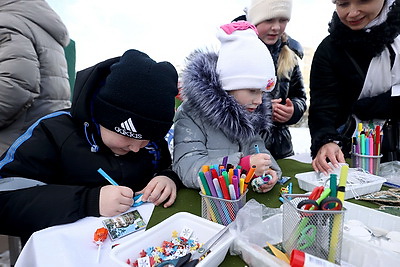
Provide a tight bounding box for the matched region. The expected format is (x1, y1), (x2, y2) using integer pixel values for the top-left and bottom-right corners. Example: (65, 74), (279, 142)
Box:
(93, 49), (178, 140)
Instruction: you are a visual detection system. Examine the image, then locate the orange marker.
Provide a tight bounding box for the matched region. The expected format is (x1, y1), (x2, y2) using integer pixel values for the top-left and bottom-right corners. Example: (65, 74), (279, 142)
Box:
(243, 165), (256, 191)
(202, 165), (209, 173)
(228, 168), (234, 184)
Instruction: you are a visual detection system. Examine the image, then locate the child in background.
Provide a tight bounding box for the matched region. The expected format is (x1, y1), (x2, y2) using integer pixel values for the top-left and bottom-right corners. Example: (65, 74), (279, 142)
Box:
(234, 0), (307, 160)
(173, 21), (282, 192)
(0, 49), (181, 243)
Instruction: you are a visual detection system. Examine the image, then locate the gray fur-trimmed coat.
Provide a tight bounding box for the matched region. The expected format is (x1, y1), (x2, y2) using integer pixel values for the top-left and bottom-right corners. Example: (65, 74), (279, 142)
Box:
(173, 49), (282, 189)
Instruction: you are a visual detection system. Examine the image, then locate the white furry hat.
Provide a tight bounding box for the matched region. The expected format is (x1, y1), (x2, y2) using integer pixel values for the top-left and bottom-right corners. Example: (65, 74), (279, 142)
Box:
(216, 21), (276, 92)
(246, 0), (293, 26)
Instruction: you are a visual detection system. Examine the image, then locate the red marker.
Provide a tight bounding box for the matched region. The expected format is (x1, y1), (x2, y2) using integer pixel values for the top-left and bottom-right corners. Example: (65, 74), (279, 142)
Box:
(218, 175), (230, 200)
(375, 125), (381, 155)
(211, 168), (219, 179)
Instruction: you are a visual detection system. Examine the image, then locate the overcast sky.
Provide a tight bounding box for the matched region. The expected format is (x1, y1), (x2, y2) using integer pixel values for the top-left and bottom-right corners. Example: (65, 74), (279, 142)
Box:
(46, 0), (336, 71)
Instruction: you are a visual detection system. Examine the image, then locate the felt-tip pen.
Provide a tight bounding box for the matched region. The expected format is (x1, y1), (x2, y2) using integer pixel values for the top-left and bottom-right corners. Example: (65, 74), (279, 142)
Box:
(97, 168), (118, 186)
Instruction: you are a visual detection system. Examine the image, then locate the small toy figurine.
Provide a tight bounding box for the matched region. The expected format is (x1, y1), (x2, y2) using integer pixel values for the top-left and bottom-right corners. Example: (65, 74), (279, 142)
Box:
(251, 174), (272, 193)
(94, 227), (108, 263)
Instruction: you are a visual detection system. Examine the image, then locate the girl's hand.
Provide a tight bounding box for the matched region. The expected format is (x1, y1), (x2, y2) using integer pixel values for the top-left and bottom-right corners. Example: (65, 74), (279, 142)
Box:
(272, 98), (294, 123)
(250, 153), (272, 177)
(257, 169), (278, 193)
(137, 176), (177, 208)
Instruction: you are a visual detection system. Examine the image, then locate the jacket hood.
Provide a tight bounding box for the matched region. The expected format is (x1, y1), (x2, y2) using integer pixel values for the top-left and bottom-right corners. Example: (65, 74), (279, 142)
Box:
(71, 57), (120, 129)
(181, 49), (273, 143)
(0, 0), (69, 47)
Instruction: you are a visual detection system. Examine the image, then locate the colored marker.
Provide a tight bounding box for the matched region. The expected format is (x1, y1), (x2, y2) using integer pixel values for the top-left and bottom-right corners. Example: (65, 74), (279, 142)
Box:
(239, 177), (245, 195)
(222, 156), (228, 169)
(357, 122), (363, 137)
(198, 172), (211, 196)
(202, 165), (209, 173)
(243, 165), (256, 191)
(254, 144), (260, 154)
(204, 171), (217, 197)
(369, 136), (374, 173)
(228, 184), (236, 200)
(232, 175), (239, 199)
(375, 125), (381, 155)
(329, 174), (337, 197)
(218, 175), (230, 200)
(228, 168), (234, 184)
(213, 178), (223, 198)
(211, 168), (219, 179)
(97, 168), (118, 186)
(328, 166), (347, 262)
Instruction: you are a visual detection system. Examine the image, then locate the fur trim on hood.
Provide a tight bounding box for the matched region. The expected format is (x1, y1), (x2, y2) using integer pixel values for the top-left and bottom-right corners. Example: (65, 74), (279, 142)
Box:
(181, 49), (273, 144)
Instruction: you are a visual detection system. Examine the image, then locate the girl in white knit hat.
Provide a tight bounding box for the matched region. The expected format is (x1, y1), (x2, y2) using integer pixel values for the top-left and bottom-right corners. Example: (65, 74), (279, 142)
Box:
(233, 0), (307, 160)
(173, 21), (282, 193)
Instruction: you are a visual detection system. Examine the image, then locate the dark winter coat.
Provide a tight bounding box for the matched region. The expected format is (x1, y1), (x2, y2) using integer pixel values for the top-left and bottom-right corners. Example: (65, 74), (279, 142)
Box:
(172, 50), (282, 189)
(232, 15), (307, 159)
(0, 57), (179, 243)
(263, 36), (307, 159)
(309, 0), (400, 158)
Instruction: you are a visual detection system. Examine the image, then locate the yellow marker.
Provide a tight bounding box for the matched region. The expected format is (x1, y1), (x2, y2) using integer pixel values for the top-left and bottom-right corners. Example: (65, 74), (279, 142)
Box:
(337, 165), (349, 202)
(239, 177), (245, 195)
(357, 122), (362, 136)
(328, 165), (348, 262)
(198, 176), (217, 222)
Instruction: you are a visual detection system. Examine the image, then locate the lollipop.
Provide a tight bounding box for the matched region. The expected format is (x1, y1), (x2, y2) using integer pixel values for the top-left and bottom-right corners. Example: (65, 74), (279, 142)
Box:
(94, 227), (108, 263)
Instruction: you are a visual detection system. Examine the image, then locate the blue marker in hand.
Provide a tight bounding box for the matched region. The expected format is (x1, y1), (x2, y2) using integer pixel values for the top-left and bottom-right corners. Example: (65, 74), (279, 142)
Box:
(97, 168), (145, 207)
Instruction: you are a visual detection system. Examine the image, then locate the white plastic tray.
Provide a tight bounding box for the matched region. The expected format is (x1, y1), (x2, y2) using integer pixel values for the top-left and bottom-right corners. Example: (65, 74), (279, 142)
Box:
(295, 168), (386, 199)
(262, 203), (400, 267)
(341, 202), (400, 267)
(110, 212), (233, 267)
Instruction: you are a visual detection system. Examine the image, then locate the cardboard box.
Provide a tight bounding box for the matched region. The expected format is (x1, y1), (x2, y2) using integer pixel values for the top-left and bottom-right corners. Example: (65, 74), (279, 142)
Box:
(295, 168), (386, 199)
(110, 212), (233, 267)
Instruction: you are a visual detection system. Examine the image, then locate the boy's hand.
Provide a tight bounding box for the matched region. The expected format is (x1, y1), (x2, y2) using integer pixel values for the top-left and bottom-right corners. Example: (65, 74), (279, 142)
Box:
(138, 176), (177, 208)
(250, 153), (272, 177)
(99, 185), (134, 217)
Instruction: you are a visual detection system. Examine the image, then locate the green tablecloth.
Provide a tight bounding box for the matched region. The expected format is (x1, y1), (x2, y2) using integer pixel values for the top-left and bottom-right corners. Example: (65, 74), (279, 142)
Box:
(147, 159), (382, 266)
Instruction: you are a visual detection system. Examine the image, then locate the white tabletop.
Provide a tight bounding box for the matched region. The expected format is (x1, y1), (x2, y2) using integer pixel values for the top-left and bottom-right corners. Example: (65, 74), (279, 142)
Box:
(15, 203), (155, 267)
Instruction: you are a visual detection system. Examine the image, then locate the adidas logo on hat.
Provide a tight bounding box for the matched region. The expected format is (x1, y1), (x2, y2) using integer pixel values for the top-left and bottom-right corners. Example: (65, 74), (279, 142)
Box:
(121, 118), (137, 132)
(114, 118), (143, 139)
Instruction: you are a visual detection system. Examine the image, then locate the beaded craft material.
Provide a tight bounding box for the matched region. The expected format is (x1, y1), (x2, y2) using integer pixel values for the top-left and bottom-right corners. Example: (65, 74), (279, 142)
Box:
(127, 227), (204, 267)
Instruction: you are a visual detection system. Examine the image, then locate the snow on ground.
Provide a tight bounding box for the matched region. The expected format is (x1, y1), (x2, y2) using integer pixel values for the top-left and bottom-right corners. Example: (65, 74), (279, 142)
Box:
(288, 127), (312, 163)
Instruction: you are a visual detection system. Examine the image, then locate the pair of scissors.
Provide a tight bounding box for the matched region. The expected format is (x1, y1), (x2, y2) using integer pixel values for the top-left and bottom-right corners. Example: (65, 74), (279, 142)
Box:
(294, 189), (343, 250)
(156, 224), (230, 267)
(297, 187), (343, 212)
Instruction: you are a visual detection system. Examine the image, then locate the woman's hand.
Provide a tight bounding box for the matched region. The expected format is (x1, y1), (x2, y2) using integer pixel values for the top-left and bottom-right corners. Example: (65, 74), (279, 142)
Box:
(312, 142), (346, 175)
